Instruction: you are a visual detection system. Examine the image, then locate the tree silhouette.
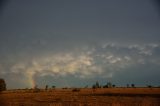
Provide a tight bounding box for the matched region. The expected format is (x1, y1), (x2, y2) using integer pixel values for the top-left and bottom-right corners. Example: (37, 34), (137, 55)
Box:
(52, 85), (56, 89)
(107, 82), (112, 88)
(95, 81), (100, 88)
(147, 85), (153, 88)
(45, 85), (48, 90)
(112, 84), (116, 88)
(127, 84), (130, 88)
(92, 84), (96, 89)
(131, 84), (135, 88)
(103, 82), (113, 88)
(0, 78), (6, 91)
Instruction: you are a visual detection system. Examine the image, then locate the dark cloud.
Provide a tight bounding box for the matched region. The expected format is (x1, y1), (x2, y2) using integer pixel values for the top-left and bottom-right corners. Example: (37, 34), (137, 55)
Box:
(0, 0), (8, 12)
(152, 0), (160, 14)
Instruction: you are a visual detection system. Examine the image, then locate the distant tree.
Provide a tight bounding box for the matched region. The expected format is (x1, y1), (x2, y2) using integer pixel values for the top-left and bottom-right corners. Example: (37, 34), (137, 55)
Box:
(95, 81), (100, 88)
(131, 84), (135, 88)
(52, 85), (56, 89)
(103, 82), (113, 88)
(103, 84), (108, 88)
(127, 84), (130, 88)
(45, 85), (48, 90)
(72, 88), (80, 92)
(92, 84), (96, 89)
(107, 82), (112, 88)
(147, 85), (153, 88)
(33, 85), (40, 93)
(0, 78), (6, 91)
(112, 84), (116, 88)
(62, 87), (68, 89)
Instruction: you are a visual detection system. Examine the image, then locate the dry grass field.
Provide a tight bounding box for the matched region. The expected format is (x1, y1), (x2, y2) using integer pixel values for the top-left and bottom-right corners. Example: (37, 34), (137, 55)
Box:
(0, 88), (160, 106)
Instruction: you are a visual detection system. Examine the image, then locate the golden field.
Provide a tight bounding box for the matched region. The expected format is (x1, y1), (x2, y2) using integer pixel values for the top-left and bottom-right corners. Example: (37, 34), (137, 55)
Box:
(0, 88), (160, 106)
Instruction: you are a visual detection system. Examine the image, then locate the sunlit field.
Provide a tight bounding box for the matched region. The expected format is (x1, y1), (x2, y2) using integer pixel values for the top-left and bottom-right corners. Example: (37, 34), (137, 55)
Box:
(0, 88), (160, 106)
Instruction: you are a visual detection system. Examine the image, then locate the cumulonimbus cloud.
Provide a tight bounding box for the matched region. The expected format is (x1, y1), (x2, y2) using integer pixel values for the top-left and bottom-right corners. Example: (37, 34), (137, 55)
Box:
(0, 42), (160, 88)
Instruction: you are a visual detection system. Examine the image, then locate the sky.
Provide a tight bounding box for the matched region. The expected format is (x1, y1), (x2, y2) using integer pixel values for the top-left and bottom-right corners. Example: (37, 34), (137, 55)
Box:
(0, 0), (160, 89)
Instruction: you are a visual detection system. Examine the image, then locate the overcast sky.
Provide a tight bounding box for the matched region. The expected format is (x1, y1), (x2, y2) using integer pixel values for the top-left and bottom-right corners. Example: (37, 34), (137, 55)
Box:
(0, 0), (160, 89)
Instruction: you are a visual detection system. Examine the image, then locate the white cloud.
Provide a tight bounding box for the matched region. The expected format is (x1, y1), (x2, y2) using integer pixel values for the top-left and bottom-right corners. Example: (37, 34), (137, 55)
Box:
(109, 57), (121, 64)
(106, 55), (113, 59)
(1, 42), (160, 88)
(124, 56), (131, 61)
(11, 63), (26, 73)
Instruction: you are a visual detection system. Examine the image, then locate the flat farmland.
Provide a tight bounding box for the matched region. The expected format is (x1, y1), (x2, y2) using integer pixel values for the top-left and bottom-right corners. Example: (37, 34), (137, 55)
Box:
(0, 88), (160, 106)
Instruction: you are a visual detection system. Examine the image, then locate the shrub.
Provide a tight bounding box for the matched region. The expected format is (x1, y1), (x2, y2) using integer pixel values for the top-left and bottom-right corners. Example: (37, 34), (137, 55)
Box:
(0, 78), (6, 91)
(72, 88), (80, 92)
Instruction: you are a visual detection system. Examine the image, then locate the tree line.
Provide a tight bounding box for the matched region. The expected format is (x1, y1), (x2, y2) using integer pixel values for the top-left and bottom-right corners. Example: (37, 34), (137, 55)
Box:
(0, 78), (159, 91)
